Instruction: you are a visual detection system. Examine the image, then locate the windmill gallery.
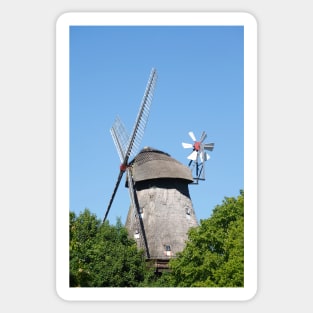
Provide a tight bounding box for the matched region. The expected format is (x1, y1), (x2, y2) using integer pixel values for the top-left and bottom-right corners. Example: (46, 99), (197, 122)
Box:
(103, 68), (214, 272)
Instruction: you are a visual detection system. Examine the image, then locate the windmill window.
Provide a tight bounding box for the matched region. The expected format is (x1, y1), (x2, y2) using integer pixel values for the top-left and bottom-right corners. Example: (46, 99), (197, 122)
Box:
(164, 245), (172, 257)
(134, 230), (140, 239)
(186, 207), (191, 219)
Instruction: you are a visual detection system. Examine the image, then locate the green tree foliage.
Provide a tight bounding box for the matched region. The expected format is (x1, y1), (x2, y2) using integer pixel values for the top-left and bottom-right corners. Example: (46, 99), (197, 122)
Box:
(168, 190), (244, 287)
(69, 191), (244, 288)
(70, 209), (147, 287)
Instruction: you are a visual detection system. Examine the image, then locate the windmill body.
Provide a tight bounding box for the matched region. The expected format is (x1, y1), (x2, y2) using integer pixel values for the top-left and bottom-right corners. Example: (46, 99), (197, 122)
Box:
(125, 147), (198, 270)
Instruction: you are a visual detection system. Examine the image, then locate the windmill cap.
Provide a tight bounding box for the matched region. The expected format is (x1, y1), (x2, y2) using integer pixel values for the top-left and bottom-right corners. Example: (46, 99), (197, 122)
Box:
(129, 147), (193, 183)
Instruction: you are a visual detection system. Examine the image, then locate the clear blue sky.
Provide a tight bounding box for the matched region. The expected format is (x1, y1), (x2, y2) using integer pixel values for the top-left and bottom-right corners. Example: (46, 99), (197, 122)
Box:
(70, 25), (244, 225)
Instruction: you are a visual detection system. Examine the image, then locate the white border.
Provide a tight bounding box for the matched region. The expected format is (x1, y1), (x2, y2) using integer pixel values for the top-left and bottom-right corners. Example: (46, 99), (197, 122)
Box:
(56, 12), (257, 301)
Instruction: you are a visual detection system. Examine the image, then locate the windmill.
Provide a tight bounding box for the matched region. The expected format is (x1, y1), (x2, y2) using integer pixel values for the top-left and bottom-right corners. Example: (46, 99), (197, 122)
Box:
(103, 68), (198, 272)
(182, 131), (214, 184)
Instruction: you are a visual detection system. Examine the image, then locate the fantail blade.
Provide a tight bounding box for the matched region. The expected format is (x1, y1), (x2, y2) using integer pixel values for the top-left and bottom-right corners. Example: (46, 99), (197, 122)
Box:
(187, 150), (198, 161)
(182, 142), (193, 149)
(188, 131), (196, 142)
(204, 143), (214, 151)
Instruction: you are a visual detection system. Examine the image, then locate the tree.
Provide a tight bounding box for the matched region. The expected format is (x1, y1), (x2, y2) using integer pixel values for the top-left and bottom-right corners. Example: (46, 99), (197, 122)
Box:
(70, 209), (147, 287)
(69, 191), (245, 288)
(168, 190), (244, 287)
(70, 209), (100, 286)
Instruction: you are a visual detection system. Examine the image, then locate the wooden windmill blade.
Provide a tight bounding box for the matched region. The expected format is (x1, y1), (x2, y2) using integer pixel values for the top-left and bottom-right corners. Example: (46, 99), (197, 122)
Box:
(110, 116), (129, 163)
(103, 117), (129, 223)
(126, 68), (158, 160)
(103, 68), (158, 223)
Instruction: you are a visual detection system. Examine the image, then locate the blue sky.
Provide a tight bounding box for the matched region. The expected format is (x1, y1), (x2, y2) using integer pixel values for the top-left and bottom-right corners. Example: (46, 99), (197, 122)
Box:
(70, 25), (244, 225)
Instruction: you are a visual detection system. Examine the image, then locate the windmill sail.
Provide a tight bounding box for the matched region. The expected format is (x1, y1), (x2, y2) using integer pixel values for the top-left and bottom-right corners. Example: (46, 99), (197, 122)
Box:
(103, 68), (158, 223)
(103, 170), (124, 222)
(125, 68), (158, 160)
(110, 116), (129, 162)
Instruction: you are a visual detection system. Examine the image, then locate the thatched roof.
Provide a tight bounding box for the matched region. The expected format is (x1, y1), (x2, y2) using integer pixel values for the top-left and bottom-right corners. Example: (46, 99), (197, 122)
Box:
(129, 147), (193, 183)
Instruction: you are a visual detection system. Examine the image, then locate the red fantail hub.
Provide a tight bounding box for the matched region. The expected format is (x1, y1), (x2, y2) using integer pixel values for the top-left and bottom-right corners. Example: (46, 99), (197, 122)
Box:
(120, 164), (127, 172)
(193, 141), (201, 151)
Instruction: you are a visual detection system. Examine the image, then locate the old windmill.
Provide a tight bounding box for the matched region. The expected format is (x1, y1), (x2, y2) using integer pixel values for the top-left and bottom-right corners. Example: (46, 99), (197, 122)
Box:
(182, 131), (214, 184)
(103, 68), (198, 272)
